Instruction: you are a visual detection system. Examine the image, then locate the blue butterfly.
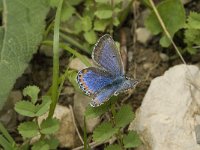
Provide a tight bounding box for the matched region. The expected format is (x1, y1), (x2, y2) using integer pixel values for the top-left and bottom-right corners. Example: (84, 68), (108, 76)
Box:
(77, 34), (139, 107)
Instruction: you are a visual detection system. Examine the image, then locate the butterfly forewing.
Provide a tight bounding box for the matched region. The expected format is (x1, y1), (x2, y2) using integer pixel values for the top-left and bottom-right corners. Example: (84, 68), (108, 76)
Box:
(92, 34), (124, 77)
(77, 67), (114, 96)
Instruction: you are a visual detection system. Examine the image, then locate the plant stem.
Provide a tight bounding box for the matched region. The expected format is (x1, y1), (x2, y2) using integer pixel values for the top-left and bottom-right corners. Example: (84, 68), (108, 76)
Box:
(48, 0), (63, 118)
(42, 41), (91, 67)
(110, 104), (124, 150)
(59, 32), (89, 54)
(148, 0), (186, 65)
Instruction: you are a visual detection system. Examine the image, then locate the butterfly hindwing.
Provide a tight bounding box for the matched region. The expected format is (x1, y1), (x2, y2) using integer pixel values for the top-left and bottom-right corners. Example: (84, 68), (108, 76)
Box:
(77, 67), (114, 96)
(90, 82), (120, 107)
(92, 34), (124, 76)
(90, 77), (139, 107)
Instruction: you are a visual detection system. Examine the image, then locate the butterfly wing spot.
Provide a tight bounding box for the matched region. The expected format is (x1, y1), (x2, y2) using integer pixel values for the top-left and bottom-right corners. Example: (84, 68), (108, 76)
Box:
(77, 70), (93, 96)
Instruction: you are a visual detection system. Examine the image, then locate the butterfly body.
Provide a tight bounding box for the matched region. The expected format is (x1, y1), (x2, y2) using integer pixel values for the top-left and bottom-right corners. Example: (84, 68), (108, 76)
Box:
(77, 34), (139, 107)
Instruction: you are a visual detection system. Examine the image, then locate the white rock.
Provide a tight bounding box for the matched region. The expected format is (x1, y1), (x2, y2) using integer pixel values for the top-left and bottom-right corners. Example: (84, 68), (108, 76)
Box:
(129, 65), (200, 150)
(159, 53), (169, 62)
(136, 27), (152, 44)
(68, 57), (88, 71)
(63, 86), (74, 95)
(73, 93), (100, 133)
(37, 104), (78, 148)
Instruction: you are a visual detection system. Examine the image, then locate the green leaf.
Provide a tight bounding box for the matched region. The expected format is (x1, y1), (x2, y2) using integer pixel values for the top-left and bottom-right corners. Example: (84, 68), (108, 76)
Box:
(61, 3), (75, 22)
(93, 122), (118, 142)
(40, 118), (59, 134)
(14, 101), (36, 117)
(0, 0), (49, 109)
(95, 0), (110, 3)
(85, 103), (109, 118)
(85, 96), (118, 118)
(185, 29), (200, 45)
(85, 105), (107, 118)
(83, 30), (97, 44)
(68, 0), (83, 6)
(186, 12), (200, 29)
(184, 29), (200, 54)
(49, 0), (58, 7)
(44, 137), (59, 149)
(145, 0), (185, 47)
(74, 18), (83, 34)
(81, 16), (92, 32)
(105, 144), (121, 150)
(66, 70), (80, 91)
(123, 131), (142, 148)
(95, 10), (113, 19)
(94, 19), (109, 31)
(113, 17), (120, 26)
(186, 46), (197, 55)
(18, 122), (39, 138)
(35, 96), (51, 116)
(115, 105), (134, 128)
(23, 85), (40, 104)
(31, 140), (49, 150)
(0, 135), (15, 150)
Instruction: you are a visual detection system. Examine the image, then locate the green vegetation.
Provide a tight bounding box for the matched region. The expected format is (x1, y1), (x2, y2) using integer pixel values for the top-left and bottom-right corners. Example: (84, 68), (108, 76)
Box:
(0, 0), (199, 149)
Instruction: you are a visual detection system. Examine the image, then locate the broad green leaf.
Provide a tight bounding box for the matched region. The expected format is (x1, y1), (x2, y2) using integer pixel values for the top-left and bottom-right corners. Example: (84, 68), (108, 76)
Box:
(83, 30), (97, 44)
(23, 85), (40, 104)
(85, 104), (108, 118)
(114, 105), (134, 128)
(95, 10), (113, 19)
(40, 118), (59, 134)
(105, 144), (121, 150)
(44, 137), (59, 149)
(14, 101), (36, 117)
(185, 29), (200, 45)
(31, 140), (49, 150)
(0, 0), (49, 109)
(35, 96), (51, 116)
(94, 19), (108, 31)
(18, 122), (39, 138)
(74, 18), (83, 34)
(49, 0), (58, 7)
(81, 16), (92, 32)
(61, 3), (75, 22)
(186, 12), (200, 29)
(184, 29), (200, 54)
(145, 0), (185, 47)
(93, 122), (118, 142)
(85, 96), (118, 118)
(123, 131), (142, 148)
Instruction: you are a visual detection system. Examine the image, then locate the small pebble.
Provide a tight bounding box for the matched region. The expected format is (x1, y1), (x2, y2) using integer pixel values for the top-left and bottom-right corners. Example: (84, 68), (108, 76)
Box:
(159, 53), (169, 62)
